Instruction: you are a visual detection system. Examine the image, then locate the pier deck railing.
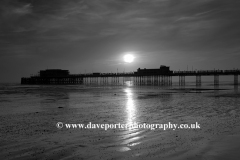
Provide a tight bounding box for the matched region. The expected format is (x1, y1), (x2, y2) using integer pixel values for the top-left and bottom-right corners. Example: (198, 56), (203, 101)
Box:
(68, 70), (240, 77)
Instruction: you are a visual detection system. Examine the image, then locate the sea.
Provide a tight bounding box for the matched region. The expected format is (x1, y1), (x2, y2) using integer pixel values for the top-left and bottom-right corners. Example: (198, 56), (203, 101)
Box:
(0, 81), (240, 160)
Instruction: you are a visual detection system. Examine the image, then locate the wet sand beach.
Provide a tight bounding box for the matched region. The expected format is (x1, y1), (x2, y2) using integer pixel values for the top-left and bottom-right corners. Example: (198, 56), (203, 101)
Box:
(0, 84), (240, 159)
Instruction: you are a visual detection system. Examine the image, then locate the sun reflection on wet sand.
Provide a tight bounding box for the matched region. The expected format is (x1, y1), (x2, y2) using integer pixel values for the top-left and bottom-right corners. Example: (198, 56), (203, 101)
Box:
(115, 88), (143, 153)
(124, 88), (136, 125)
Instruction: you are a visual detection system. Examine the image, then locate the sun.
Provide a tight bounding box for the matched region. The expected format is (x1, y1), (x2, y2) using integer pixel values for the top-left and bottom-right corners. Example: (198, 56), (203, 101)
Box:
(123, 54), (134, 63)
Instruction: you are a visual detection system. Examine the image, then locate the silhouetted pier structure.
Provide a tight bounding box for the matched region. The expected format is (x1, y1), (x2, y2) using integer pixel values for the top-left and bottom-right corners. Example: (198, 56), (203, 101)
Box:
(21, 66), (240, 86)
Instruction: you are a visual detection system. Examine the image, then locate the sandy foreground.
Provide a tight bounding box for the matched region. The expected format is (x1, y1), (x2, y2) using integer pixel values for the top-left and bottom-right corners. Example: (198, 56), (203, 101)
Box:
(1, 105), (240, 160)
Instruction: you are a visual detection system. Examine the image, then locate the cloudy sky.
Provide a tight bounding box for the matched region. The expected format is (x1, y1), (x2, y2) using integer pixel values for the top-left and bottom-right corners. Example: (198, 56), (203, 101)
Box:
(0, 0), (240, 82)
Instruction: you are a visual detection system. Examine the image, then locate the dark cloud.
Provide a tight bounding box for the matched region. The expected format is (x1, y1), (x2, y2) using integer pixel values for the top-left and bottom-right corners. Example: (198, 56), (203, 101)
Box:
(0, 0), (240, 82)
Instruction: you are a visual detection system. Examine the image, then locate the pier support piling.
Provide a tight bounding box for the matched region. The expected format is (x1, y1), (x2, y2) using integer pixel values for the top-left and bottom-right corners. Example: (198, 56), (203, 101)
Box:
(179, 76), (185, 86)
(196, 75), (201, 86)
(234, 75), (238, 85)
(214, 75), (219, 86)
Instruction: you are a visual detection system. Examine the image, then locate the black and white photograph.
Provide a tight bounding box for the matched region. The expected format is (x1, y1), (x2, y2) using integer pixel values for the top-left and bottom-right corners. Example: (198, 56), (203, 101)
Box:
(0, 0), (240, 159)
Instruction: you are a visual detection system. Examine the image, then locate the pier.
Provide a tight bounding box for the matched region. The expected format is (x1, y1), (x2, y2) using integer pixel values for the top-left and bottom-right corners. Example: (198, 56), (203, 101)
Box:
(21, 66), (240, 86)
